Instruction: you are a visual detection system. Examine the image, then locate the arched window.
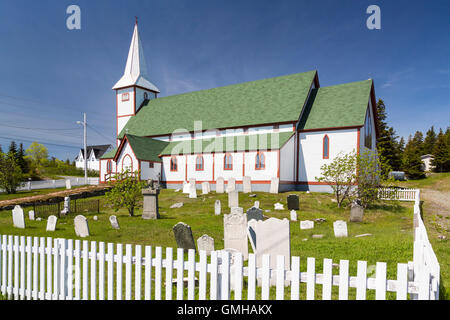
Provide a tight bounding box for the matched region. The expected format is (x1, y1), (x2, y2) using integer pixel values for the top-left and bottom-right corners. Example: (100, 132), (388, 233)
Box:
(195, 155), (204, 171)
(255, 152), (265, 170)
(122, 154), (133, 172)
(106, 160), (112, 174)
(224, 153), (233, 170)
(323, 135), (329, 159)
(170, 157), (178, 172)
(364, 110), (372, 149)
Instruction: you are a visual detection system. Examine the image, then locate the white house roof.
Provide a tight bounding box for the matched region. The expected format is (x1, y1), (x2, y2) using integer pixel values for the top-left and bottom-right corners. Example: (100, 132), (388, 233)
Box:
(112, 23), (160, 92)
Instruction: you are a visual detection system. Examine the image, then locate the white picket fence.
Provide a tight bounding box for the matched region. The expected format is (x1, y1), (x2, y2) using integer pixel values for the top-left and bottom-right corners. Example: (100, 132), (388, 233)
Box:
(378, 187), (418, 201)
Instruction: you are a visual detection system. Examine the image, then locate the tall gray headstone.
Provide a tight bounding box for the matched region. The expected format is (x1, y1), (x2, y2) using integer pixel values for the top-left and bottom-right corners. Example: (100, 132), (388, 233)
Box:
(269, 177), (279, 194)
(350, 200), (364, 222)
(243, 176), (252, 193)
(197, 234), (214, 255)
(12, 205), (25, 229)
(246, 207), (263, 222)
(109, 215), (120, 229)
(228, 190), (239, 208)
(74, 215), (90, 237)
(173, 222), (196, 251)
(216, 177), (225, 193)
(287, 194), (299, 210)
(214, 200), (221, 215)
(46, 215), (57, 232)
(334, 220), (348, 238)
(142, 187), (160, 219)
(226, 178), (236, 193)
(224, 211), (248, 260)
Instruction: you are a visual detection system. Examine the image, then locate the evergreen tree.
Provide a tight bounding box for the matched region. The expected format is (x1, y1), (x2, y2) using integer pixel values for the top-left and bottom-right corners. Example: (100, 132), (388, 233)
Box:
(412, 131), (425, 155)
(8, 141), (17, 157)
(423, 126), (437, 155)
(0, 145), (2, 154)
(16, 143), (28, 174)
(431, 129), (449, 172)
(402, 137), (425, 179)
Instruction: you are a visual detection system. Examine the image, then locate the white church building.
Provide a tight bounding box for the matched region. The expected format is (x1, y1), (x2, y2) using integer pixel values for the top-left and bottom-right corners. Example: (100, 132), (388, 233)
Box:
(99, 22), (379, 192)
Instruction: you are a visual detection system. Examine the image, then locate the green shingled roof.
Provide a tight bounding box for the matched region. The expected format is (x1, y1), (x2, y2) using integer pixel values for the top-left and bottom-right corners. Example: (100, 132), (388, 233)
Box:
(160, 131), (295, 156)
(298, 80), (373, 130)
(123, 135), (169, 162)
(100, 147), (118, 159)
(118, 71), (317, 138)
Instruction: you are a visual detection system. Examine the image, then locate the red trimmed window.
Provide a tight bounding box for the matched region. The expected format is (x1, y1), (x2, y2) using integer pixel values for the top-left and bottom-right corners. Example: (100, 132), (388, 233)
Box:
(122, 93), (129, 102)
(195, 155), (204, 171)
(170, 157), (178, 172)
(255, 152), (265, 170)
(224, 153), (233, 170)
(323, 135), (330, 159)
(106, 160), (112, 174)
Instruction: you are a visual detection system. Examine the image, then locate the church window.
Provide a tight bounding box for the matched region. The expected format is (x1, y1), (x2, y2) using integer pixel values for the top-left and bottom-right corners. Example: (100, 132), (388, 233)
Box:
(149, 162), (154, 169)
(364, 110), (372, 149)
(255, 152), (265, 170)
(170, 157), (178, 172)
(106, 160), (112, 174)
(122, 93), (129, 102)
(323, 135), (329, 159)
(224, 153), (233, 170)
(196, 155), (204, 171)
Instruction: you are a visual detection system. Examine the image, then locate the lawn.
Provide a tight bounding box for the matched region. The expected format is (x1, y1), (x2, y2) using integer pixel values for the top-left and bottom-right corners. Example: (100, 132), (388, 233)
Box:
(0, 189), (417, 299)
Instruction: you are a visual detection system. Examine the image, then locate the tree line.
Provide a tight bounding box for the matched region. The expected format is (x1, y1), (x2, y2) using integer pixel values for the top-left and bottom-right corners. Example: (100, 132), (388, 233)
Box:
(376, 99), (449, 179)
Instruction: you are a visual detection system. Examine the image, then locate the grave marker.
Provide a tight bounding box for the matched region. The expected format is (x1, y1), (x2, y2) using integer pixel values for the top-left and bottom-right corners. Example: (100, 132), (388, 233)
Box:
(197, 234), (214, 255)
(109, 215), (120, 229)
(224, 211), (248, 260)
(243, 176), (252, 193)
(228, 190), (239, 208)
(334, 220), (348, 237)
(216, 177), (225, 193)
(12, 205), (25, 229)
(74, 215), (90, 237)
(214, 200), (221, 215)
(46, 215), (57, 232)
(287, 194), (299, 210)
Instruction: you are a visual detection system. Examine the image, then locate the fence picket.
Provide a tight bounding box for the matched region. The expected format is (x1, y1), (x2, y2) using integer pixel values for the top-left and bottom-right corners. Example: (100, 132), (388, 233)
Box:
(7, 235), (12, 299)
(356, 261), (367, 300)
(306, 257), (315, 300)
(32, 237), (38, 300)
(165, 247), (173, 300)
(14, 236), (19, 300)
(59, 239), (66, 300)
(91, 241), (97, 300)
(375, 262), (387, 300)
(199, 250), (207, 300)
(46, 237), (52, 300)
(221, 250), (230, 300)
(107, 243), (114, 300)
(155, 246), (162, 300)
(396, 263), (408, 300)
(276, 255), (285, 300)
(418, 267), (430, 300)
(247, 253), (256, 300)
(176, 248), (184, 300)
(338, 260), (349, 300)
(187, 249), (196, 300)
(261, 254), (270, 300)
(39, 237), (45, 300)
(53, 238), (60, 300)
(234, 252), (243, 300)
(125, 244), (132, 300)
(144, 246), (152, 300)
(98, 242), (105, 300)
(74, 240), (81, 300)
(116, 243), (123, 300)
(135, 245), (142, 301)
(210, 250), (218, 300)
(291, 256), (300, 300)
(82, 240), (89, 300)
(19, 236), (25, 300)
(1, 235), (6, 296)
(322, 258), (332, 300)
(67, 239), (74, 300)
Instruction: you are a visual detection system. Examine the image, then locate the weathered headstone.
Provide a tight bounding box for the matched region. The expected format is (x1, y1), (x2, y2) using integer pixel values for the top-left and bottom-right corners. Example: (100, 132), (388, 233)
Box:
(93, 216), (98, 221)
(254, 201), (260, 209)
(12, 205), (25, 229)
(189, 178), (196, 190)
(224, 211), (248, 260)
(226, 178), (236, 193)
(246, 207), (263, 222)
(274, 203), (284, 210)
(170, 202), (184, 209)
(173, 222), (196, 251)
(350, 199), (364, 222)
(269, 177), (279, 194)
(255, 218), (290, 285)
(65, 179), (71, 190)
(197, 234), (214, 255)
(189, 183), (197, 199)
(28, 210), (35, 221)
(214, 200), (221, 215)
(74, 215), (90, 237)
(290, 210), (297, 221)
(228, 190), (239, 208)
(182, 181), (190, 194)
(142, 185), (160, 219)
(300, 220), (314, 230)
(287, 194), (299, 210)
(46, 215), (57, 232)
(109, 215), (120, 230)
(334, 220), (348, 238)
(61, 196), (70, 215)
(243, 176), (252, 193)
(216, 177), (225, 193)
(202, 182), (210, 195)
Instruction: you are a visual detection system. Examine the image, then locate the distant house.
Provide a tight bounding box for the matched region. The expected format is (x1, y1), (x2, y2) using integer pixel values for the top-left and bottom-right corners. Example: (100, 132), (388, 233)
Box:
(420, 154), (435, 172)
(75, 145), (113, 171)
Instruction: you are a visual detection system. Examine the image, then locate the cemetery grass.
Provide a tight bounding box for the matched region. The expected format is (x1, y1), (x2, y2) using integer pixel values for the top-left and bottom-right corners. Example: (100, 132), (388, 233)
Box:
(0, 190), (423, 300)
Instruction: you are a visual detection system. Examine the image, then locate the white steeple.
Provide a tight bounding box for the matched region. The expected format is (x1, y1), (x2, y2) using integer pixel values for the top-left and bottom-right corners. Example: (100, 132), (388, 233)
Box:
(113, 21), (160, 92)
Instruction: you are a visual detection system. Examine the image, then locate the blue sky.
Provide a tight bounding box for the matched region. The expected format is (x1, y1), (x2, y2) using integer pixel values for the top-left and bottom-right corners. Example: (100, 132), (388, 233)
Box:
(0, 0), (449, 160)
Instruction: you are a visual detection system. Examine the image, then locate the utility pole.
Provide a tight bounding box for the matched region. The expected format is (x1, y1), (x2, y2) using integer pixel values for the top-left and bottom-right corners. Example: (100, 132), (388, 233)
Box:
(77, 113), (88, 185)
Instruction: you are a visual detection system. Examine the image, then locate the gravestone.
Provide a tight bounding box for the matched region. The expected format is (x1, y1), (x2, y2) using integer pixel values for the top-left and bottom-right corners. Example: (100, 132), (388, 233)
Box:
(109, 215), (120, 229)
(93, 216), (98, 221)
(269, 177), (279, 194)
(61, 196), (70, 215)
(290, 210), (297, 221)
(254, 201), (260, 209)
(255, 218), (290, 285)
(242, 176), (252, 193)
(226, 178), (236, 193)
(202, 182), (210, 195)
(287, 194), (299, 210)
(189, 183), (197, 199)
(189, 178), (196, 190)
(197, 234), (214, 255)
(274, 203), (284, 210)
(142, 182), (160, 219)
(74, 215), (90, 237)
(173, 222), (196, 251)
(170, 202), (184, 209)
(350, 199), (364, 222)
(46, 215), (57, 232)
(28, 210), (35, 221)
(216, 177), (225, 193)
(214, 200), (221, 215)
(182, 181), (190, 194)
(247, 219), (257, 252)
(224, 211), (248, 260)
(246, 207), (263, 222)
(228, 190), (239, 208)
(334, 220), (348, 238)
(300, 220), (314, 230)
(12, 205), (25, 229)
(65, 179), (71, 190)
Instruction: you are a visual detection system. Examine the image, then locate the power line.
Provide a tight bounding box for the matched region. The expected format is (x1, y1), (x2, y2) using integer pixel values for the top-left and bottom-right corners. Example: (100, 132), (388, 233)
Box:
(87, 124), (116, 145)
(0, 122), (81, 131)
(0, 135), (81, 150)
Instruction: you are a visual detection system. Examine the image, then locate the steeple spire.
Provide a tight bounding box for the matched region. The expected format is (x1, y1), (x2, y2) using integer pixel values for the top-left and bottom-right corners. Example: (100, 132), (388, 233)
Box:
(113, 21), (159, 92)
